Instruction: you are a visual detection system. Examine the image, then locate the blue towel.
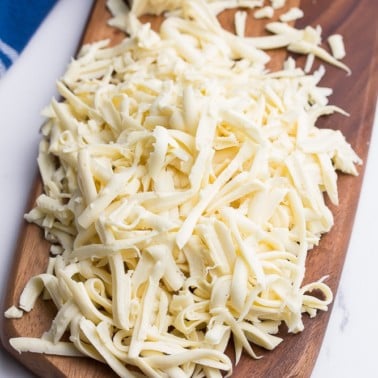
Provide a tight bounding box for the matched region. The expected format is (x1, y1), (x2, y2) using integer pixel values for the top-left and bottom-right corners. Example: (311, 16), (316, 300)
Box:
(0, 0), (57, 77)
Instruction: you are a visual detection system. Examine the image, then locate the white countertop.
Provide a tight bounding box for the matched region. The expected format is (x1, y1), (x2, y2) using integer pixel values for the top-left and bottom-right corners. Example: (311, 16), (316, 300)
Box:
(0, 1), (377, 377)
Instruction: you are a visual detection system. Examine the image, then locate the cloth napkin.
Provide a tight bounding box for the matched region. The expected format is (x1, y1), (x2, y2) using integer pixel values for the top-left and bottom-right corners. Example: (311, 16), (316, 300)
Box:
(0, 0), (57, 77)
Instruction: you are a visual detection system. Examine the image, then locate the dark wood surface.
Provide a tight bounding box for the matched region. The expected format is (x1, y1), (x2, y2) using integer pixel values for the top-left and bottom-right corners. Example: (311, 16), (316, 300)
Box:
(1, 0), (377, 377)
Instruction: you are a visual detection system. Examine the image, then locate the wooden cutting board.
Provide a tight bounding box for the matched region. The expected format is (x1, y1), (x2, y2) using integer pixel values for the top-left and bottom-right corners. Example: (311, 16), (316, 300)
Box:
(1, 0), (377, 377)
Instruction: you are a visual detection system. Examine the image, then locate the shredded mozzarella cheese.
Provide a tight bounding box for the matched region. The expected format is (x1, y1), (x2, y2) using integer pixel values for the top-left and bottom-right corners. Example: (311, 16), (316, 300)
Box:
(279, 7), (304, 22)
(254, 6), (274, 19)
(234, 10), (247, 37)
(4, 306), (23, 319)
(271, 0), (286, 9)
(6, 1), (360, 377)
(328, 34), (346, 60)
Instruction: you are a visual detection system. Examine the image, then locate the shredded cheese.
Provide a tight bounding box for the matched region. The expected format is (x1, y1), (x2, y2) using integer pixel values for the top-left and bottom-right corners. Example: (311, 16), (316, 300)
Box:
(234, 10), (247, 37)
(6, 1), (361, 377)
(270, 0), (286, 10)
(254, 6), (274, 20)
(328, 34), (346, 60)
(279, 7), (304, 23)
(4, 306), (23, 319)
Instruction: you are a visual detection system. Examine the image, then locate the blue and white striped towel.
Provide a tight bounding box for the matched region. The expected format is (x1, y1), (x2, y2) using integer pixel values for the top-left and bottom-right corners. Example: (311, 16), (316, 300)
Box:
(0, 0), (57, 77)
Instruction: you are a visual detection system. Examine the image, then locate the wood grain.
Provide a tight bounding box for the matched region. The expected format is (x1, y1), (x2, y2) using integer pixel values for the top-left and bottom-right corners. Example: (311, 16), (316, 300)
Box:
(1, 0), (378, 377)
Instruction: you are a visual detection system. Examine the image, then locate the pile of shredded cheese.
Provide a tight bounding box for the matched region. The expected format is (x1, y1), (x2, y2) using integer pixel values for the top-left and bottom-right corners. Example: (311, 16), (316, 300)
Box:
(7, 0), (361, 377)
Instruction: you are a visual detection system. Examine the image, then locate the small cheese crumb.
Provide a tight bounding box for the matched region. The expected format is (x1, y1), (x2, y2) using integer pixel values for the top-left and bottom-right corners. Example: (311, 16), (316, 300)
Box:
(270, 0), (285, 9)
(280, 7), (304, 22)
(4, 306), (23, 319)
(328, 34), (346, 60)
(254, 6), (274, 19)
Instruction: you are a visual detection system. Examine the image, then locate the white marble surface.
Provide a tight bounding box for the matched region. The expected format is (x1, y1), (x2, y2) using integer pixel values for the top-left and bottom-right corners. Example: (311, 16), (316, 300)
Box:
(0, 2), (377, 377)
